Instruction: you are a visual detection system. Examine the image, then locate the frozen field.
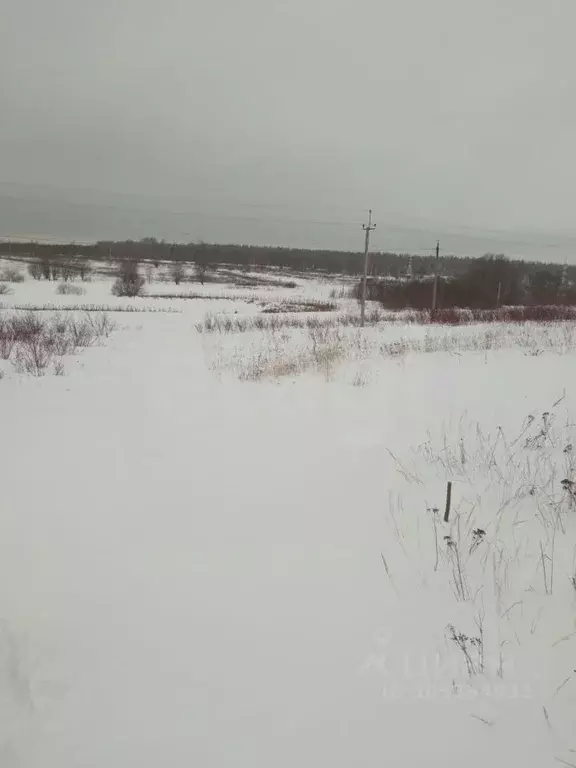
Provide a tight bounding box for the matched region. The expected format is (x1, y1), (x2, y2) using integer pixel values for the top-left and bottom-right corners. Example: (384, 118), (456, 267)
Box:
(0, 262), (575, 766)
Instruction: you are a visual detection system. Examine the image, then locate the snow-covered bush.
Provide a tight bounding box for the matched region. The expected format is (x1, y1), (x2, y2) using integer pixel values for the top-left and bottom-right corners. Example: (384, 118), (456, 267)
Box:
(56, 282), (85, 296)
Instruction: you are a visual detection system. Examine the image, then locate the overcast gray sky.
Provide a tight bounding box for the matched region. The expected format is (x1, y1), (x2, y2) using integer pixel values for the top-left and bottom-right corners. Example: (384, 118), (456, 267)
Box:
(2, 0), (576, 255)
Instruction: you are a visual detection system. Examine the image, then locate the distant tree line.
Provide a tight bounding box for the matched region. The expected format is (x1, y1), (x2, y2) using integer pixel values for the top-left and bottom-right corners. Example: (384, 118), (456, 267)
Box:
(2, 236), (576, 288)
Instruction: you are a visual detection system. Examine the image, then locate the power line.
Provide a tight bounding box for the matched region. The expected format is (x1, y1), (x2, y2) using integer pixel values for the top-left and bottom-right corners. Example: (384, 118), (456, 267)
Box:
(5, 182), (576, 249)
(0, 181), (372, 216)
(0, 191), (364, 228)
(4, 188), (576, 253)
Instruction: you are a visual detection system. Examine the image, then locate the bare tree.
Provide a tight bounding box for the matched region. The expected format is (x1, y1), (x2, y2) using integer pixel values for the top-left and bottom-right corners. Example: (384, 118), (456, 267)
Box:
(77, 259), (93, 282)
(171, 262), (187, 285)
(111, 260), (145, 297)
(27, 261), (43, 280)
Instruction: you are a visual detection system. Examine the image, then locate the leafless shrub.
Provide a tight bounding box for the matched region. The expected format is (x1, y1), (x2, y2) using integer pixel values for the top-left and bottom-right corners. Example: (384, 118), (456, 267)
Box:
(56, 282), (85, 296)
(170, 262), (187, 285)
(261, 300), (337, 314)
(5, 310), (115, 376)
(0, 319), (16, 359)
(196, 309), (383, 334)
(308, 326), (345, 376)
(0, 335), (15, 359)
(0, 283), (12, 295)
(45, 329), (72, 357)
(50, 316), (69, 335)
(111, 261), (145, 297)
(67, 317), (96, 348)
(27, 261), (43, 280)
(13, 336), (54, 376)
(10, 313), (43, 340)
(84, 312), (116, 337)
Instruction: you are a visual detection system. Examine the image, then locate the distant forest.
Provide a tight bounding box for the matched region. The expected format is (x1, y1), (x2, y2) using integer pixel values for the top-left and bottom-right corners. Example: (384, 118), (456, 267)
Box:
(2, 237), (576, 283)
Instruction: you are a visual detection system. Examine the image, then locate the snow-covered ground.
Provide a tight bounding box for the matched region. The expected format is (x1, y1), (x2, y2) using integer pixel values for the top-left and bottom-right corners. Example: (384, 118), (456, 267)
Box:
(0, 263), (575, 766)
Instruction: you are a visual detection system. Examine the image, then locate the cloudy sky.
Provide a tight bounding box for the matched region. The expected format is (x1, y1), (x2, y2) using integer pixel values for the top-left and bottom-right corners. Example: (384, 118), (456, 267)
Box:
(1, 0), (576, 255)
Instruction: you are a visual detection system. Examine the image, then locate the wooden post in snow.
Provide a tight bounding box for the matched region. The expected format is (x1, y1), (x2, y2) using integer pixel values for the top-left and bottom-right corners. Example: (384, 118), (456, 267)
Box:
(444, 481), (452, 523)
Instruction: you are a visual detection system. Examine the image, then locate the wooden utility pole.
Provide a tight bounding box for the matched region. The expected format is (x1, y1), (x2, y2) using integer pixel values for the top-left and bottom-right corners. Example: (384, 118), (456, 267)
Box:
(360, 209), (376, 327)
(432, 240), (440, 311)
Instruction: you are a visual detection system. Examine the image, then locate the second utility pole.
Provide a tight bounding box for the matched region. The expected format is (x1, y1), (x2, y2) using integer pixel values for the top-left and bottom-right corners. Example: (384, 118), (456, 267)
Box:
(432, 239), (440, 312)
(360, 209), (376, 327)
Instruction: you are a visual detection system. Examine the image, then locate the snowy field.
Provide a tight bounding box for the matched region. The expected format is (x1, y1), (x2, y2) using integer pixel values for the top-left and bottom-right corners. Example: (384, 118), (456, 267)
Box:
(0, 261), (575, 766)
